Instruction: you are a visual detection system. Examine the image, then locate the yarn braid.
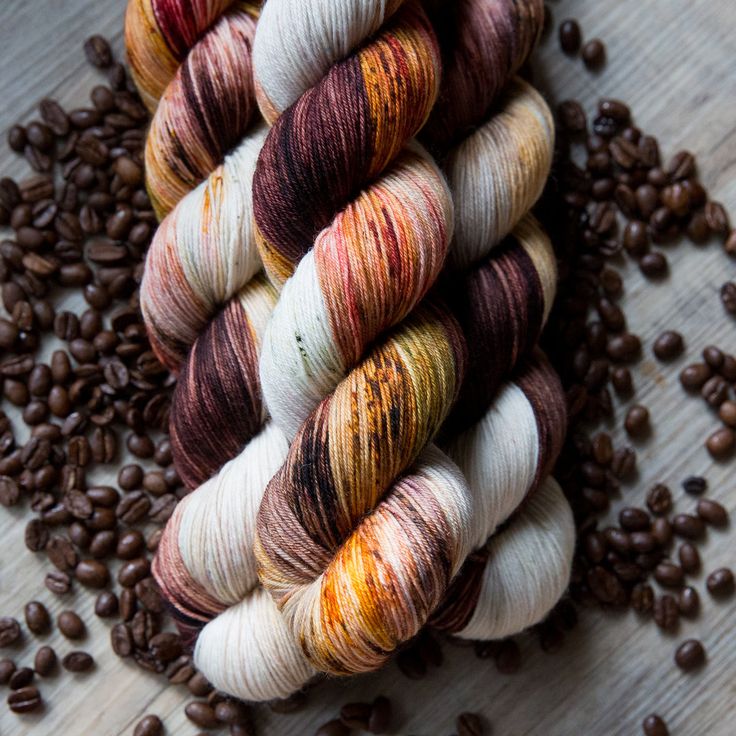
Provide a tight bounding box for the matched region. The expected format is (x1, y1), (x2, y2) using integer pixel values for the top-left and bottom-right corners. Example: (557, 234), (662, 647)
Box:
(421, 0), (575, 638)
(251, 0), (472, 676)
(126, 0), (319, 701)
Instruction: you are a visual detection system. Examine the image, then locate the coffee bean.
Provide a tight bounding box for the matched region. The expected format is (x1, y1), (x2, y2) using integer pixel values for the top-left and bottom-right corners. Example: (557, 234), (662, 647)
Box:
(718, 400), (736, 427)
(682, 476), (707, 495)
(582, 39), (606, 69)
(725, 229), (736, 256)
(674, 639), (705, 671)
(607, 333), (641, 362)
(118, 557), (151, 588)
(654, 563), (684, 588)
(631, 583), (654, 614)
(671, 513), (706, 540)
(185, 701), (219, 729)
(111, 622), (133, 657)
(75, 558), (110, 588)
(24, 519), (49, 551)
(8, 125), (28, 152)
(24, 601), (51, 635)
(45, 570), (71, 595)
(93, 591), (118, 619)
(558, 19), (581, 54)
(706, 427), (735, 459)
(34, 645), (57, 677)
(696, 498), (728, 527)
(57, 610), (85, 640)
(457, 712), (485, 736)
(0, 617), (22, 647)
(639, 251), (668, 278)
(7, 685), (42, 713)
(62, 650), (94, 672)
(368, 695), (391, 734)
(0, 658), (16, 684)
(653, 331), (683, 361)
(645, 484), (672, 516)
(653, 594), (679, 631)
(642, 714), (669, 736)
(678, 543), (701, 574)
(134, 715), (164, 736)
(214, 699), (251, 726)
(706, 568), (734, 597)
(721, 282), (736, 314)
(9, 666), (34, 689)
(677, 586), (700, 618)
(0, 476), (20, 507)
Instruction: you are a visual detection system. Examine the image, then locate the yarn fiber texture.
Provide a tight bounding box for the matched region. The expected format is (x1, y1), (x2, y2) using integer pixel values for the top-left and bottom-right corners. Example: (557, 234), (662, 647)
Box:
(128, 0), (576, 703)
(126, 0), (318, 702)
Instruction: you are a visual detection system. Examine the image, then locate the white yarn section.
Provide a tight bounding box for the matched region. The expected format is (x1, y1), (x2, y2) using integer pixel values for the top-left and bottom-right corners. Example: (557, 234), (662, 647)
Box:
(446, 78), (554, 269)
(140, 123), (268, 337)
(446, 383), (540, 551)
(259, 142), (453, 440)
(281, 443), (474, 673)
(455, 478), (575, 641)
(259, 253), (340, 440)
(195, 587), (317, 702)
(177, 420), (289, 604)
(253, 0), (402, 119)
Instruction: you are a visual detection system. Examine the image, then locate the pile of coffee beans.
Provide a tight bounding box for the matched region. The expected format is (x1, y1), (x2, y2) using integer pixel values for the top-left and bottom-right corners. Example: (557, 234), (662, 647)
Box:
(1, 7), (734, 736)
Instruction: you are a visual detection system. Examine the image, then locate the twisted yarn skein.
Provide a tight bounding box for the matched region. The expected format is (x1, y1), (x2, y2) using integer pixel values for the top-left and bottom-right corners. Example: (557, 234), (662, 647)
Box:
(251, 0), (473, 676)
(126, 0), (318, 701)
(421, 0), (575, 638)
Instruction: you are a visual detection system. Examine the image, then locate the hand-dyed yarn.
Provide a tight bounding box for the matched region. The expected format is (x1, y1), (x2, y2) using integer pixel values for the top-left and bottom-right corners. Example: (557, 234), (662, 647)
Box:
(422, 0), (575, 640)
(127, 0), (318, 701)
(126, 0), (260, 217)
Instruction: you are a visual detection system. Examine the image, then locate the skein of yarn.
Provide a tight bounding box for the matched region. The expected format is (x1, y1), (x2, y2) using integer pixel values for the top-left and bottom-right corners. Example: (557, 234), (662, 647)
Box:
(125, 0), (318, 701)
(422, 0), (575, 639)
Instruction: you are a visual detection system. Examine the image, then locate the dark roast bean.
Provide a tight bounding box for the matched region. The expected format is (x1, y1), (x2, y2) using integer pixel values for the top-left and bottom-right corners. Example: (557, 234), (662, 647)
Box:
(696, 498), (728, 527)
(134, 715), (164, 736)
(0, 617), (22, 647)
(7, 685), (42, 713)
(677, 587), (700, 618)
(678, 543), (701, 574)
(682, 476), (707, 495)
(57, 610), (85, 640)
(653, 331), (683, 361)
(653, 595), (679, 631)
(558, 19), (581, 54)
(582, 39), (606, 69)
(674, 639), (705, 671)
(185, 701), (219, 729)
(62, 650), (94, 672)
(642, 714), (669, 736)
(654, 563), (684, 588)
(75, 558), (110, 588)
(706, 568), (734, 597)
(0, 659), (16, 684)
(34, 645), (57, 677)
(24, 601), (51, 635)
(111, 623), (133, 657)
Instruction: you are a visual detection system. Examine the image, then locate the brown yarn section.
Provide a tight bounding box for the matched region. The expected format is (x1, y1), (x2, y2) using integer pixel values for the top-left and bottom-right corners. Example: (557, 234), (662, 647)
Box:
(170, 298), (264, 488)
(441, 232), (546, 437)
(422, 0), (545, 151)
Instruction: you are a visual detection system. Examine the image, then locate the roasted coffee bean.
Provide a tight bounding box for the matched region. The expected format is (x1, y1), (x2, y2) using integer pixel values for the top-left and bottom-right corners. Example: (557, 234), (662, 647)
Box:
(185, 701), (219, 729)
(0, 476), (20, 508)
(86, 486), (119, 507)
(631, 583), (654, 615)
(57, 610), (85, 640)
(667, 151), (696, 181)
(654, 563), (684, 588)
(619, 507), (650, 532)
(630, 531), (656, 553)
(135, 577), (163, 613)
(118, 557), (150, 588)
(581, 38), (605, 69)
(671, 514), (705, 540)
(45, 571), (71, 595)
(678, 543), (701, 574)
(611, 446), (636, 479)
(34, 645), (57, 677)
(0, 617), (21, 647)
(639, 251), (668, 278)
(706, 568), (734, 597)
(89, 530), (117, 558)
(148, 493), (177, 523)
(457, 712), (485, 736)
(607, 333), (641, 362)
(679, 363), (712, 390)
(646, 484), (672, 515)
(9, 666), (34, 689)
(8, 125), (27, 152)
(7, 685), (41, 713)
(46, 536), (77, 572)
(696, 498), (728, 527)
(83, 35), (113, 68)
(706, 427), (735, 458)
(117, 490), (151, 524)
(127, 433), (155, 459)
(719, 400), (736, 427)
(653, 331), (684, 361)
(678, 587), (700, 618)
(111, 622), (133, 657)
(642, 714), (669, 736)
(558, 19), (581, 54)
(720, 281), (736, 314)
(653, 594), (679, 631)
(674, 639), (705, 671)
(24, 601), (51, 635)
(557, 100), (586, 134)
(94, 591), (119, 618)
(119, 588), (137, 622)
(75, 558), (110, 588)
(214, 699), (252, 727)
(134, 715), (164, 736)
(62, 650), (94, 673)
(682, 476), (707, 495)
(166, 656), (195, 685)
(701, 375), (729, 408)
(24, 519), (49, 552)
(367, 695), (392, 734)
(0, 659), (16, 684)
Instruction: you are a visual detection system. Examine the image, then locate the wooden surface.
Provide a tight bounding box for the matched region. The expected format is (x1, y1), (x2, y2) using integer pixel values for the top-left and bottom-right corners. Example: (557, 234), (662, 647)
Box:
(1, 1), (736, 734)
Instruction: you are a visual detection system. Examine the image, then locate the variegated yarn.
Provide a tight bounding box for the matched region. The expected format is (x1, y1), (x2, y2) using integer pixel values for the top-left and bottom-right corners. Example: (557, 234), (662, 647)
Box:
(126, 0), (317, 702)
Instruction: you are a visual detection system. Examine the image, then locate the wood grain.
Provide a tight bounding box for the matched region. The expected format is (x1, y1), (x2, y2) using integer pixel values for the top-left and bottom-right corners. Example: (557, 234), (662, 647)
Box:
(1, 0), (735, 734)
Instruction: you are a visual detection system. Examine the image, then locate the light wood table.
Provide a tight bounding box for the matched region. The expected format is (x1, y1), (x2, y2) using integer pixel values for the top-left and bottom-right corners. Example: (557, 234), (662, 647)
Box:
(1, 1), (735, 734)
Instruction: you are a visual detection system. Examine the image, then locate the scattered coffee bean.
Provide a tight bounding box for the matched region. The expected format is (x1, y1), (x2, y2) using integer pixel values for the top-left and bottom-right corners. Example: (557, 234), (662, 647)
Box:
(624, 405), (650, 437)
(642, 714), (669, 736)
(646, 484), (672, 515)
(134, 715), (164, 736)
(682, 476), (707, 495)
(62, 650), (94, 673)
(677, 587), (700, 618)
(57, 610), (85, 640)
(696, 498), (728, 527)
(558, 19), (582, 55)
(706, 568), (734, 597)
(7, 685), (42, 713)
(0, 617), (21, 647)
(582, 39), (606, 69)
(24, 601), (51, 635)
(706, 427), (735, 458)
(185, 701), (219, 729)
(34, 645), (57, 677)
(678, 543), (701, 574)
(674, 639), (705, 671)
(9, 666), (34, 689)
(653, 331), (683, 361)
